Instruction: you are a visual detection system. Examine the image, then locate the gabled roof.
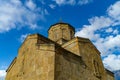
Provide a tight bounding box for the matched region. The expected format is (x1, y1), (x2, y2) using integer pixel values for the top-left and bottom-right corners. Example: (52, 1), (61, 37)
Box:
(19, 33), (59, 49)
(62, 36), (101, 55)
(21, 33), (83, 59)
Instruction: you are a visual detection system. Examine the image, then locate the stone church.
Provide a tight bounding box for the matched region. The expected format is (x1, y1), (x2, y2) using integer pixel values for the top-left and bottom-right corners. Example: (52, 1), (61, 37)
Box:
(6, 22), (115, 80)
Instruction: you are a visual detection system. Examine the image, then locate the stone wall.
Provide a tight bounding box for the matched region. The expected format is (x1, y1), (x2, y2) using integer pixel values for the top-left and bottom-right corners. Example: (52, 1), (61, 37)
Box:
(5, 33), (114, 80)
(55, 47), (104, 80)
(62, 37), (108, 80)
(106, 69), (115, 80)
(6, 34), (56, 80)
(78, 39), (107, 80)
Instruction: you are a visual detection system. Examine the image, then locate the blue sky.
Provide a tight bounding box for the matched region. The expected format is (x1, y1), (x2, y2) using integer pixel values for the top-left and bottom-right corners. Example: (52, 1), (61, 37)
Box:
(0, 0), (120, 79)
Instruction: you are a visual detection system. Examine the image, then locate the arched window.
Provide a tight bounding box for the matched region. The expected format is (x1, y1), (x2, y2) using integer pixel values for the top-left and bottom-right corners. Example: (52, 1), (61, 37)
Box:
(93, 60), (101, 78)
(54, 29), (58, 40)
(62, 28), (66, 38)
(70, 30), (73, 39)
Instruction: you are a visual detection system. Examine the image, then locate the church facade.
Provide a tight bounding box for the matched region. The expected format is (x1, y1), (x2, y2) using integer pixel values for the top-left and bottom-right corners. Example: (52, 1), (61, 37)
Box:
(6, 22), (114, 80)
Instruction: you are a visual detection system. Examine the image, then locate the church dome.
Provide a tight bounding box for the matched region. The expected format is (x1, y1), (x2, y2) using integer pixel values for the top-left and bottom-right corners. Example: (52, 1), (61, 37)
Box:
(48, 22), (75, 45)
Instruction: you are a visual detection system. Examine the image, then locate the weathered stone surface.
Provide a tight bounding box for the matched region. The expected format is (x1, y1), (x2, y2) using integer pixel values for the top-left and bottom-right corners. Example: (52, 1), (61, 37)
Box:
(48, 23), (75, 45)
(6, 22), (114, 80)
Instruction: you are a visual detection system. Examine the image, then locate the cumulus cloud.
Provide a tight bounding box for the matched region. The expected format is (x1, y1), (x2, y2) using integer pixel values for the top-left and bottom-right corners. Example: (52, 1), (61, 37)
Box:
(0, 0), (48, 33)
(94, 35), (120, 56)
(0, 0), (93, 33)
(0, 70), (6, 80)
(103, 54), (120, 71)
(75, 16), (113, 41)
(75, 1), (120, 71)
(75, 1), (120, 55)
(107, 1), (120, 27)
(107, 1), (120, 21)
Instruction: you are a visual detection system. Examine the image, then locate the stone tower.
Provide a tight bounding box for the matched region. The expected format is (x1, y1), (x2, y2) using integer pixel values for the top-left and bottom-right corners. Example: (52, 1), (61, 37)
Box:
(48, 22), (75, 45)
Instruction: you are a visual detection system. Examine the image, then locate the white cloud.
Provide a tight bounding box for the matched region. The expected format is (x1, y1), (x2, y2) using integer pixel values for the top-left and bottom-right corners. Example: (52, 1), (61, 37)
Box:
(53, 0), (92, 6)
(107, 1), (120, 27)
(53, 0), (66, 6)
(49, 4), (56, 9)
(75, 25), (100, 40)
(104, 35), (120, 49)
(88, 16), (113, 30)
(53, 0), (76, 6)
(75, 16), (113, 41)
(75, 1), (120, 55)
(25, 0), (36, 11)
(78, 0), (93, 5)
(44, 9), (49, 15)
(10, 0), (22, 5)
(113, 29), (119, 34)
(0, 0), (47, 33)
(68, 0), (76, 5)
(19, 34), (30, 43)
(103, 54), (120, 71)
(75, 1), (120, 71)
(94, 35), (120, 56)
(106, 28), (113, 33)
(0, 70), (6, 80)
(107, 1), (120, 20)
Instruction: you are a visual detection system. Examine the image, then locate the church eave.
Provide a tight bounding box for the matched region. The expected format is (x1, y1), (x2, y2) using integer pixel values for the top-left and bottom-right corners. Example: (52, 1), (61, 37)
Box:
(6, 57), (17, 72)
(105, 69), (114, 77)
